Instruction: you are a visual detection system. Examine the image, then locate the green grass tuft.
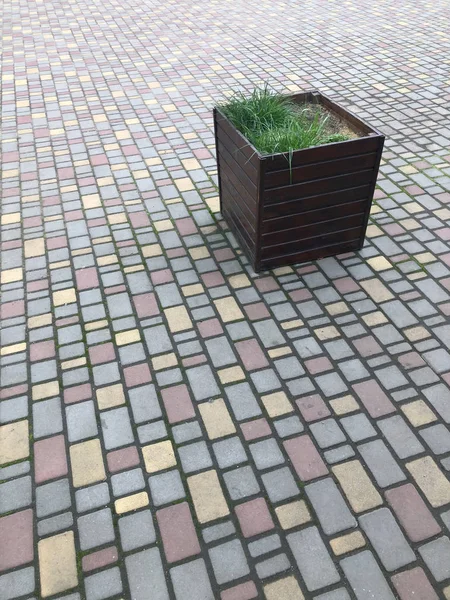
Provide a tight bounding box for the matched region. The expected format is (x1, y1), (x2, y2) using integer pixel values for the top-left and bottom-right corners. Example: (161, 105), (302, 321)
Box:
(219, 86), (350, 155)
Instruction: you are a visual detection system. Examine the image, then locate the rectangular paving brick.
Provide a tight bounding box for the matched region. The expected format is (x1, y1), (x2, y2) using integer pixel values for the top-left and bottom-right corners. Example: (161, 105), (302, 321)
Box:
(332, 460), (382, 513)
(341, 551), (395, 600)
(407, 456), (450, 507)
(284, 435), (328, 481)
(38, 531), (78, 598)
(385, 483), (441, 542)
(305, 478), (356, 535)
(157, 502), (201, 563)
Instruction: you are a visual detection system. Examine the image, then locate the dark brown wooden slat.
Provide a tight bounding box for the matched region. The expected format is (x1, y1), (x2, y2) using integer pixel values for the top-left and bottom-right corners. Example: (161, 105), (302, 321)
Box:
(262, 213), (364, 247)
(264, 152), (377, 189)
(260, 239), (361, 270)
(262, 199), (367, 234)
(221, 181), (257, 244)
(264, 136), (381, 172)
(214, 109), (259, 168)
(218, 153), (258, 216)
(222, 207), (255, 260)
(265, 170), (373, 205)
(216, 124), (258, 181)
(261, 227), (361, 259)
(218, 142), (258, 200)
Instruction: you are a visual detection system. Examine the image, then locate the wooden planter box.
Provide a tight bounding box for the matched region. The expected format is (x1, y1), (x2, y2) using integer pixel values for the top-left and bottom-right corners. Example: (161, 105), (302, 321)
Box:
(214, 91), (384, 272)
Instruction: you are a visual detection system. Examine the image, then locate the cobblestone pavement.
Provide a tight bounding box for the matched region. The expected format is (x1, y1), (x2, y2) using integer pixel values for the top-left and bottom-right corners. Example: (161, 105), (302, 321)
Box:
(2, 0), (450, 598)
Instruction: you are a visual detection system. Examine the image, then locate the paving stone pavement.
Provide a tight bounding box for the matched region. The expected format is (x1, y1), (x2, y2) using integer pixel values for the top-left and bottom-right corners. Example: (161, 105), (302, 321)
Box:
(1, 0), (450, 598)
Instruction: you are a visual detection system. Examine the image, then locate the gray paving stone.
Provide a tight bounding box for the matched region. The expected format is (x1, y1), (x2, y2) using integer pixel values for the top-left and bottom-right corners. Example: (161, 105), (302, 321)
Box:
(359, 508), (415, 571)
(340, 413), (377, 442)
(126, 548), (169, 600)
(155, 283), (182, 307)
(261, 466), (299, 503)
(37, 511), (74, 536)
(178, 441), (212, 473)
(138, 420), (167, 443)
(205, 336), (236, 367)
(212, 436), (247, 468)
(78, 508), (115, 550)
(316, 372), (348, 397)
(0, 461), (30, 482)
(250, 368), (281, 393)
(33, 397), (63, 438)
(255, 553), (290, 578)
(0, 475), (32, 513)
(170, 558), (214, 600)
(375, 365), (409, 390)
(225, 382), (262, 421)
(144, 325), (172, 356)
(186, 364), (220, 400)
(377, 415), (424, 458)
(418, 536), (450, 582)
(324, 339), (354, 360)
(340, 551), (395, 600)
(381, 300), (418, 328)
(208, 539), (250, 585)
(419, 424), (450, 455)
(0, 396), (28, 424)
(248, 533), (281, 557)
(129, 384), (162, 424)
(358, 439), (406, 487)
(250, 438), (285, 470)
(324, 445), (355, 464)
(338, 359), (369, 382)
(274, 415), (304, 437)
(148, 469), (185, 506)
(314, 590), (351, 600)
(294, 336), (323, 358)
(101, 406), (134, 449)
(112, 468), (145, 497)
(119, 509), (156, 551)
(66, 400), (98, 442)
(310, 419), (346, 449)
(423, 384), (450, 423)
(36, 478), (71, 518)
(0, 567), (35, 600)
(274, 356), (305, 379)
(305, 478), (356, 535)
(223, 465), (260, 500)
(202, 521), (236, 544)
(254, 319), (285, 348)
(172, 421), (202, 444)
(85, 567), (123, 600)
(75, 483), (110, 513)
(287, 526), (340, 591)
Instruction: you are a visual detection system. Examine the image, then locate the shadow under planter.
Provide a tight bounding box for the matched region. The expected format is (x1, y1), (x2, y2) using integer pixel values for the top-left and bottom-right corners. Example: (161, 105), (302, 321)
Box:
(214, 90), (385, 272)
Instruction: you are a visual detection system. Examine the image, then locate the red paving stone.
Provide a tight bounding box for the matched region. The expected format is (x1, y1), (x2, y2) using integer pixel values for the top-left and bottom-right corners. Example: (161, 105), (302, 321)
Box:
(161, 384), (196, 423)
(296, 395), (331, 422)
(34, 435), (68, 483)
(157, 503), (201, 563)
(235, 498), (275, 538)
(392, 567), (439, 600)
(235, 339), (269, 371)
(353, 380), (396, 418)
(284, 435), (328, 481)
(107, 446), (140, 473)
(0, 510), (34, 571)
(385, 484), (441, 542)
(221, 581), (258, 600)
(82, 546), (119, 572)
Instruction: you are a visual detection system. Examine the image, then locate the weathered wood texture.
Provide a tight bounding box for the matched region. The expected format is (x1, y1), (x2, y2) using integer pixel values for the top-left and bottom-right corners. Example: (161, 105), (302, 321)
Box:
(214, 91), (384, 272)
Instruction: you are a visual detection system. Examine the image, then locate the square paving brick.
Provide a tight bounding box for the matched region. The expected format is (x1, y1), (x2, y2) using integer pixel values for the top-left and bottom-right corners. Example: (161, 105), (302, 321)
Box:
(119, 509), (156, 551)
(209, 539), (250, 585)
(235, 497), (275, 538)
(0, 510), (34, 571)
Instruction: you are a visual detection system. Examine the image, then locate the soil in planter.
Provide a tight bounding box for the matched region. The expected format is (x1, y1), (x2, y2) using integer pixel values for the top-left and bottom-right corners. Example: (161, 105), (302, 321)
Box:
(220, 87), (360, 156)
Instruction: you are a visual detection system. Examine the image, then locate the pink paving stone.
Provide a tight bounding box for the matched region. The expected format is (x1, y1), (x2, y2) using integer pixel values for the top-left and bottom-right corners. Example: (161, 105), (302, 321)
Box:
(64, 383), (93, 404)
(107, 446), (140, 473)
(47, 235), (67, 249)
(404, 185), (424, 195)
(82, 546), (118, 573)
(221, 581), (258, 600)
(398, 352), (426, 369)
(284, 435), (328, 481)
(391, 567), (438, 600)
(162, 384), (195, 424)
(91, 154), (108, 165)
(198, 318), (224, 338)
(436, 227), (450, 241)
(385, 484), (441, 542)
(255, 276), (279, 293)
(150, 269), (174, 285)
(34, 435), (68, 483)
(0, 383), (28, 400)
(334, 277), (360, 294)
(105, 285), (126, 295)
(235, 498), (275, 538)
(289, 288), (313, 302)
(56, 316), (79, 328)
(214, 248), (235, 262)
(167, 247), (186, 258)
(441, 253), (450, 268)
(30, 340), (55, 362)
(175, 217), (198, 235)
(124, 363), (152, 387)
(65, 210), (84, 221)
(353, 380), (396, 418)
(193, 148), (211, 159)
(240, 418), (272, 441)
(383, 223), (405, 235)
(182, 354), (207, 367)
(296, 395), (331, 422)
(89, 343), (116, 365)
(235, 339), (269, 371)
(201, 271), (226, 288)
(305, 356), (333, 374)
(0, 299), (25, 319)
(27, 280), (48, 293)
(352, 335), (383, 357)
(0, 510), (34, 571)
(129, 211), (151, 228)
(297, 265), (317, 274)
(133, 292), (159, 318)
(244, 302), (271, 321)
(156, 503), (201, 563)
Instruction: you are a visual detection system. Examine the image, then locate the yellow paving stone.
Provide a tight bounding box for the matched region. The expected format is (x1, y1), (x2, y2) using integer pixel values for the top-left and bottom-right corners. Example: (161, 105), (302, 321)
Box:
(115, 492), (149, 514)
(262, 391), (293, 417)
(133, 169), (150, 179)
(416, 252), (436, 264)
(360, 278), (394, 302)
(96, 383), (126, 410)
(53, 288), (76, 306)
(165, 306), (192, 333)
(97, 255), (118, 266)
(366, 224), (383, 237)
(182, 158), (201, 170)
(115, 130), (130, 139)
(218, 366), (245, 384)
(24, 238), (45, 258)
(154, 219), (174, 232)
(38, 531), (78, 597)
(97, 176), (115, 186)
(1, 342), (26, 356)
(368, 256), (392, 271)
(362, 311), (388, 326)
(199, 398), (236, 439)
(264, 576), (304, 600)
(69, 439), (106, 488)
(281, 319), (304, 330)
(85, 319), (108, 331)
(189, 246), (210, 260)
(314, 326), (340, 340)
(406, 456), (450, 507)
(273, 266), (294, 276)
(205, 196), (220, 213)
(152, 352), (178, 370)
(330, 395), (360, 415)
(142, 243), (163, 257)
(444, 586), (450, 600)
(49, 260), (70, 270)
(1, 268), (23, 284)
(1, 212), (20, 224)
(181, 283), (204, 297)
(275, 500), (311, 530)
(400, 218), (420, 231)
(82, 193), (101, 209)
(401, 400), (437, 427)
(326, 302), (349, 315)
(331, 531), (366, 556)
(0, 420), (29, 465)
(214, 297), (244, 323)
(116, 329), (141, 346)
(436, 208), (450, 221)
(404, 201), (423, 214)
(108, 213), (127, 225)
(28, 313), (52, 329)
(142, 440), (176, 473)
(175, 177), (194, 191)
(229, 274), (251, 289)
(408, 271), (427, 281)
(268, 346), (292, 358)
(188, 469), (229, 523)
(32, 380), (59, 401)
(333, 460), (382, 513)
(61, 357), (86, 370)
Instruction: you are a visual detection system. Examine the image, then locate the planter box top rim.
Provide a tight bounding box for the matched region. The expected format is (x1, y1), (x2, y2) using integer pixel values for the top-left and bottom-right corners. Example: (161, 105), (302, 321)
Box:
(214, 89), (385, 161)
